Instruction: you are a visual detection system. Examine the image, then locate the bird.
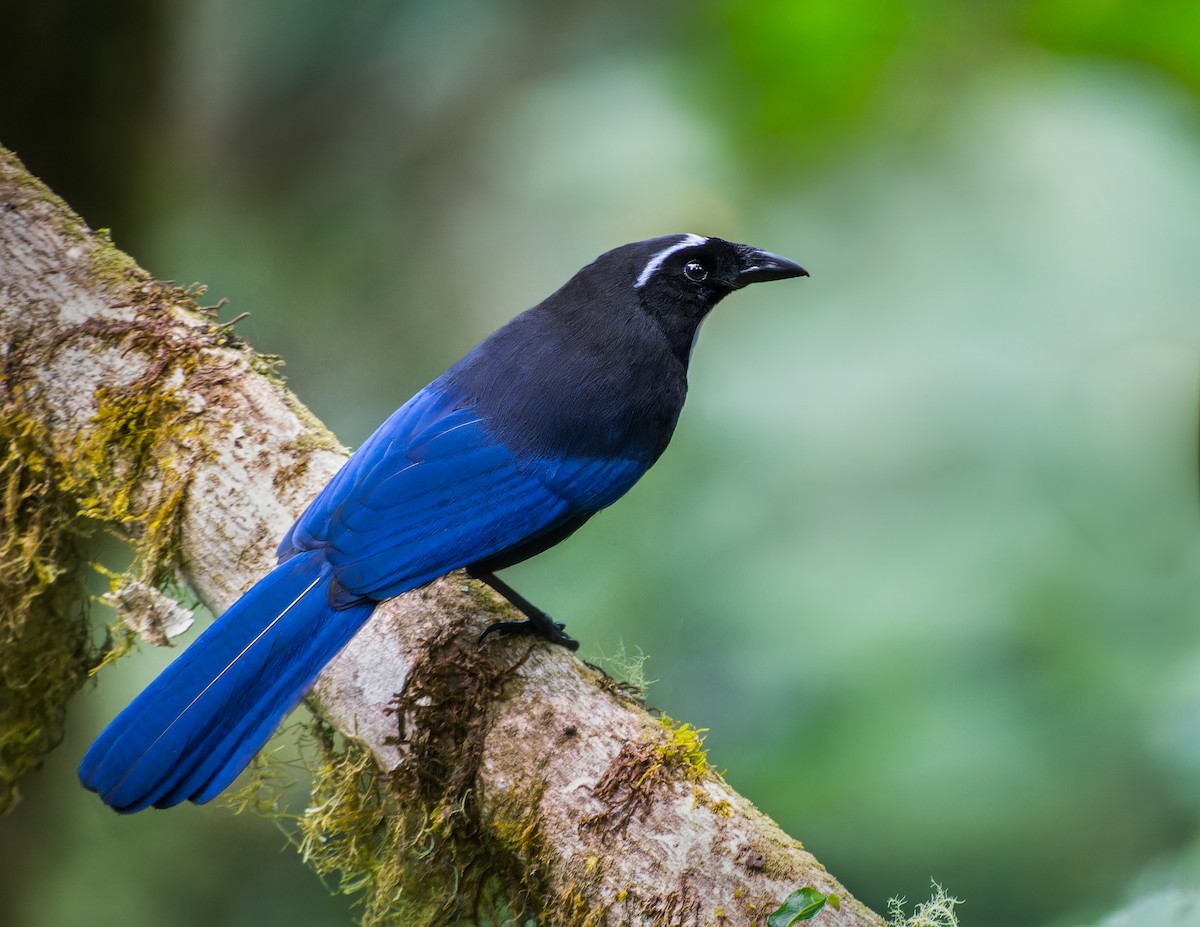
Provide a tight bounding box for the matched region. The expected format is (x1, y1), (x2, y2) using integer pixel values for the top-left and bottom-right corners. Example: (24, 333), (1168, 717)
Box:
(79, 233), (807, 813)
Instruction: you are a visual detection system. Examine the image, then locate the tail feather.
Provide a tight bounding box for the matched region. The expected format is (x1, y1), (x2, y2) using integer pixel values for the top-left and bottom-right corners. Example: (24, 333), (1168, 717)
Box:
(156, 596), (373, 809)
(79, 550), (375, 813)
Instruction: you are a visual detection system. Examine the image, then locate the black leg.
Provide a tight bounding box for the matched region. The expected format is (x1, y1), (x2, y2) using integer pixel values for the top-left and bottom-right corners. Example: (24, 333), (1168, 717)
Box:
(469, 568), (580, 652)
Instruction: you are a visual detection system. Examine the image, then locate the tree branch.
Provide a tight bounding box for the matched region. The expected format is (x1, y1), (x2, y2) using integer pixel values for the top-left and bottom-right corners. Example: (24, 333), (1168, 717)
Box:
(0, 146), (883, 927)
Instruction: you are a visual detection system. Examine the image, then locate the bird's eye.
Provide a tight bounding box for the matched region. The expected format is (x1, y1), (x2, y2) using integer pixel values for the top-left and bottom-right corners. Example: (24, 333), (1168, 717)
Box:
(684, 260), (708, 283)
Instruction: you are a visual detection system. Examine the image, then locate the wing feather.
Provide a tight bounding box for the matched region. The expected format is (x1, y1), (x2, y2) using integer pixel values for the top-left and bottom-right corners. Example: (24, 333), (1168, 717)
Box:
(281, 382), (651, 602)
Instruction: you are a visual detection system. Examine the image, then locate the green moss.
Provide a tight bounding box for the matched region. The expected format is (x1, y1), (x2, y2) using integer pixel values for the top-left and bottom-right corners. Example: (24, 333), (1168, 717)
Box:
(0, 408), (95, 813)
(0, 288), (208, 809)
(228, 723), (530, 927)
(221, 597), (683, 927)
(1, 148), (147, 297)
(0, 152), (273, 808)
(657, 717), (711, 780)
(221, 727), (418, 923)
(274, 431), (344, 493)
(63, 370), (195, 586)
(488, 778), (616, 927)
(258, 585), (631, 927)
(375, 612), (535, 925)
(221, 592), (555, 927)
(0, 188), (199, 811)
(82, 228), (146, 295)
(299, 738), (418, 924)
(466, 575), (521, 618)
(582, 714), (715, 838)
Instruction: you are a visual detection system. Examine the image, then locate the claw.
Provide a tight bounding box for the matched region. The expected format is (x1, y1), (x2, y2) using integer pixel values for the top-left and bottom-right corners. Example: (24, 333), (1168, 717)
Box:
(479, 618), (580, 651)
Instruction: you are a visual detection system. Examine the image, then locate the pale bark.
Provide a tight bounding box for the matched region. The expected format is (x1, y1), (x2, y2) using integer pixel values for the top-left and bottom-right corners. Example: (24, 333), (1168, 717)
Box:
(0, 146), (883, 927)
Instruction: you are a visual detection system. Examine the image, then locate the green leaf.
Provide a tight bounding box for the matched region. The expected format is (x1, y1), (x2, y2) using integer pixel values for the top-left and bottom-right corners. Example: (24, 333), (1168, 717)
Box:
(768, 886), (837, 926)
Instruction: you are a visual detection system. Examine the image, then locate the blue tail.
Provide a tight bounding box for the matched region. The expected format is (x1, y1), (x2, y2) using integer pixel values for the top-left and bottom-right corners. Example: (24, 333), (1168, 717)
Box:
(79, 550), (375, 813)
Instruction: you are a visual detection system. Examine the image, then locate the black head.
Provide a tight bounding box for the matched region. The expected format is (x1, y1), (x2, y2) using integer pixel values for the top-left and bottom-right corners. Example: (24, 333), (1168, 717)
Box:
(629, 233), (804, 313)
(598, 234), (807, 362)
(629, 234), (807, 296)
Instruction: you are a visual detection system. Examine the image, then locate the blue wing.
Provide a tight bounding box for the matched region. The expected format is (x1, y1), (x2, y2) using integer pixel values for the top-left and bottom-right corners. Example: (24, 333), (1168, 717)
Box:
(281, 380), (650, 601)
(278, 381), (461, 559)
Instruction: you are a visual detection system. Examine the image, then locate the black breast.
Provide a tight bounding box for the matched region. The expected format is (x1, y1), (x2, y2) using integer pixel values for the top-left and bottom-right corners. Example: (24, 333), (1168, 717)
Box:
(445, 297), (690, 464)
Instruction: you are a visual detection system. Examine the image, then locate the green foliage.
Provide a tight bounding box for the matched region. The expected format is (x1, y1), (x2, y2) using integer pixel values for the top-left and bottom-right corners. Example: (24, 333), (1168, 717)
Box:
(1023, 0), (1200, 92)
(716, 0), (913, 131)
(768, 886), (842, 926)
(694, 0), (1200, 172)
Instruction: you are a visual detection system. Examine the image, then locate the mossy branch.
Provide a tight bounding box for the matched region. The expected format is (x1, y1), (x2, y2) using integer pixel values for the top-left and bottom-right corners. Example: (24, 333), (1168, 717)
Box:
(0, 145), (885, 927)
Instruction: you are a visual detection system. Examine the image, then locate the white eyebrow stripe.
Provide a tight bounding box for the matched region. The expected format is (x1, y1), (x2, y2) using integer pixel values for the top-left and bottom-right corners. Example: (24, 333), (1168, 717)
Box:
(634, 234), (708, 289)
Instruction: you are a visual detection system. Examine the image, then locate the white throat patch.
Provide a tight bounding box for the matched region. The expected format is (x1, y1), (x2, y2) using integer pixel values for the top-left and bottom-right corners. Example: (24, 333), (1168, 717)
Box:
(634, 234), (708, 289)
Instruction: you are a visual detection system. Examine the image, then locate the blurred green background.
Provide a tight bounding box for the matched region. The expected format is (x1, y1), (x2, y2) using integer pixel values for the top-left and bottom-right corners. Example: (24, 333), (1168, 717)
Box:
(3, 1), (1200, 925)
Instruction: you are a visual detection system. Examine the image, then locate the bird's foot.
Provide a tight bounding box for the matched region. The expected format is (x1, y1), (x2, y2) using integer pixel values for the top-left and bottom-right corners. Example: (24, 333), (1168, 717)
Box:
(479, 617), (580, 651)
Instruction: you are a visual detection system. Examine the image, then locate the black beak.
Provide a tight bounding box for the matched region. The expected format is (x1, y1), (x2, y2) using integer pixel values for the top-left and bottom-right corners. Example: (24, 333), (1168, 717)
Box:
(733, 246), (809, 288)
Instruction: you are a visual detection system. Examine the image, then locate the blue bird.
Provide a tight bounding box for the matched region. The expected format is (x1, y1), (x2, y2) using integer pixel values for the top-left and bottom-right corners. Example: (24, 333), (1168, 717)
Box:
(79, 234), (807, 812)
